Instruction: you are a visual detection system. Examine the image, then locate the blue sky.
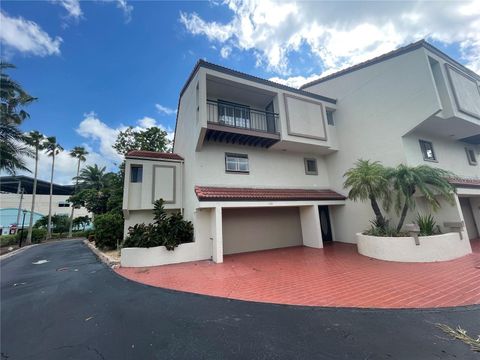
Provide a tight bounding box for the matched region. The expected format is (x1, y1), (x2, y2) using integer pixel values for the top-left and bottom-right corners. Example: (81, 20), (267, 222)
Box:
(1, 0), (479, 183)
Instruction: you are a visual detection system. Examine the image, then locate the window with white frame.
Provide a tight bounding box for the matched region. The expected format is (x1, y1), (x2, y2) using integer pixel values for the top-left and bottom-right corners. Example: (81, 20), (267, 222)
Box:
(419, 140), (437, 162)
(466, 147), (478, 165)
(326, 110), (335, 125)
(130, 165), (143, 183)
(304, 158), (318, 175)
(225, 153), (249, 173)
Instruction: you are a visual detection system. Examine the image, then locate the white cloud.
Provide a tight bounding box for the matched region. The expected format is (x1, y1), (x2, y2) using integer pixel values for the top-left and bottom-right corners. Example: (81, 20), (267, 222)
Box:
(220, 45), (232, 59)
(155, 104), (177, 116)
(53, 0), (83, 19)
(179, 0), (480, 77)
(0, 11), (62, 57)
(116, 0), (133, 23)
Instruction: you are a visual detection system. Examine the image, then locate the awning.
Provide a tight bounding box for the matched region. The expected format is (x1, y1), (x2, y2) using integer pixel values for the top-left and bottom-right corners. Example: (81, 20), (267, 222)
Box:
(195, 186), (346, 202)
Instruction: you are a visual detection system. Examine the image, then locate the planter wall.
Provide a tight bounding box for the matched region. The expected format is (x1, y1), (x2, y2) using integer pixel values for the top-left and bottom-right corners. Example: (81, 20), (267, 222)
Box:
(357, 232), (472, 262)
(121, 242), (207, 267)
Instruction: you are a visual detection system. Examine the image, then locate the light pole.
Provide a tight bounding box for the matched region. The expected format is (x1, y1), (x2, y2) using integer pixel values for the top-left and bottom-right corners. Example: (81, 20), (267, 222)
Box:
(19, 210), (27, 248)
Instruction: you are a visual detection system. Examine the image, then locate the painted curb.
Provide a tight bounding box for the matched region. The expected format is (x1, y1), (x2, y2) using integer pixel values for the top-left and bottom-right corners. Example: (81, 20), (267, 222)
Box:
(83, 240), (120, 268)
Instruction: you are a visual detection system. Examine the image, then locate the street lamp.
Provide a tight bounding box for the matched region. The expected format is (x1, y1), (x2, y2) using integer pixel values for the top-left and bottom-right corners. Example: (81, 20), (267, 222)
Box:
(19, 210), (27, 248)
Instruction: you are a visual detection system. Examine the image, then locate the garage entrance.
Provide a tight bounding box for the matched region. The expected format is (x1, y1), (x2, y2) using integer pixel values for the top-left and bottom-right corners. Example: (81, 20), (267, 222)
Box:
(222, 207), (302, 255)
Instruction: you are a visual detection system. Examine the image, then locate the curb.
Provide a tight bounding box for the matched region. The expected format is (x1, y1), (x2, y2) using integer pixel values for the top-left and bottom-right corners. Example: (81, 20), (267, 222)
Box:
(83, 240), (120, 268)
(0, 244), (38, 260)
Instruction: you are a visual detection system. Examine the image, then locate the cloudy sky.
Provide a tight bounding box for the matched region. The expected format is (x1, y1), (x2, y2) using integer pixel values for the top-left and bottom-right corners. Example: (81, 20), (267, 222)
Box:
(1, 0), (479, 183)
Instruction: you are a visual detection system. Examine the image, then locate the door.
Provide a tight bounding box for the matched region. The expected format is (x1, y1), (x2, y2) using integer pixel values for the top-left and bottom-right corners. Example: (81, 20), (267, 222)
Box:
(318, 206), (333, 242)
(460, 198), (479, 240)
(265, 101), (276, 133)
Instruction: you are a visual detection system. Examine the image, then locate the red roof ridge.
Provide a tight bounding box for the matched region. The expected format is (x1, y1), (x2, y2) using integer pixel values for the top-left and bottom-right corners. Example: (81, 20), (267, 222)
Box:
(126, 150), (183, 161)
(448, 177), (480, 187)
(195, 186), (346, 201)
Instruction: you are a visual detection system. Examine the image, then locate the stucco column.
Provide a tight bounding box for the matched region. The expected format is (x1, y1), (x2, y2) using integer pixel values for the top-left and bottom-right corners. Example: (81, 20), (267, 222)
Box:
(300, 205), (323, 248)
(211, 206), (223, 263)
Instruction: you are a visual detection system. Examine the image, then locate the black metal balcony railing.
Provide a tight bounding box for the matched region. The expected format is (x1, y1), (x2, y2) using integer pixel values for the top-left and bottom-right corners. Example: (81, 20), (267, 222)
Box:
(207, 100), (279, 134)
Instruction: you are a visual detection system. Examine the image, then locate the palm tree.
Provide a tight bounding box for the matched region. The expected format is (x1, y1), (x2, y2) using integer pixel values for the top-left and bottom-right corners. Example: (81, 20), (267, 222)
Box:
(75, 164), (107, 190)
(44, 136), (64, 239)
(389, 164), (456, 232)
(0, 62), (36, 174)
(68, 146), (88, 237)
(343, 159), (391, 229)
(24, 131), (45, 244)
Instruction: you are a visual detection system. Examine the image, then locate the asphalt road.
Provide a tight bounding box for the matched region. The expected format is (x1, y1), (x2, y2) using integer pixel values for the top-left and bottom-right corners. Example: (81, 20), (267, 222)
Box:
(1, 240), (479, 360)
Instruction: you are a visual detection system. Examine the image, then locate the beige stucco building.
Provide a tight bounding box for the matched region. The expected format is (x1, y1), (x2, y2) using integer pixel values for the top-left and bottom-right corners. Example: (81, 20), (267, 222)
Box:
(122, 40), (480, 265)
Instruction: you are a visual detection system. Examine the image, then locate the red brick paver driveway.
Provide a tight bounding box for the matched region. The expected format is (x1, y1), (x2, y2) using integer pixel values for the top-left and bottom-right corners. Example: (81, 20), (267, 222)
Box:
(116, 240), (480, 309)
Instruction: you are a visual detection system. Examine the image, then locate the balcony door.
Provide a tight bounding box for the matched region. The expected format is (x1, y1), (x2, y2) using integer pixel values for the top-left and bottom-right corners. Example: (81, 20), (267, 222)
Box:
(218, 100), (250, 129)
(265, 101), (276, 133)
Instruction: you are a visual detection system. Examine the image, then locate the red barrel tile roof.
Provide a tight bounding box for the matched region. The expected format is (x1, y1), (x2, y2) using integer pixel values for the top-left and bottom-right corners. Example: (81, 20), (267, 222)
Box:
(126, 150), (183, 161)
(195, 186), (346, 201)
(448, 177), (480, 187)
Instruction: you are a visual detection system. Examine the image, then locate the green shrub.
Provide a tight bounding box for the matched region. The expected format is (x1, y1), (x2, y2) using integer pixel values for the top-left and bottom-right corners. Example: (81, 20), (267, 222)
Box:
(93, 212), (124, 250)
(1, 235), (18, 247)
(415, 213), (441, 236)
(15, 228), (47, 243)
(363, 219), (409, 237)
(123, 199), (193, 250)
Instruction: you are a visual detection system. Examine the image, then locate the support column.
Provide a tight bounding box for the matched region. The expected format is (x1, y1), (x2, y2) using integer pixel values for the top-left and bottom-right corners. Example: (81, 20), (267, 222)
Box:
(300, 205), (323, 248)
(211, 206), (223, 263)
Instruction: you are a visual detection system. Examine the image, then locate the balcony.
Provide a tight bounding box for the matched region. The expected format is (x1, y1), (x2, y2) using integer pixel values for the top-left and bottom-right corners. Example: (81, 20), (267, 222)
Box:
(206, 100), (280, 148)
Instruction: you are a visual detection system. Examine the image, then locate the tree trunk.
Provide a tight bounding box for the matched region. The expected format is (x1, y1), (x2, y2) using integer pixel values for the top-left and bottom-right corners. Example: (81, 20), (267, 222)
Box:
(68, 159), (81, 238)
(47, 153), (55, 239)
(369, 195), (386, 228)
(396, 201), (409, 233)
(26, 148), (39, 244)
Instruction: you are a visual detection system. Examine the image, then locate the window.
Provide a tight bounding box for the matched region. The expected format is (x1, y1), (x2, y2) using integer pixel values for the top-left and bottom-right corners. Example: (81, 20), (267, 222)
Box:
(58, 202), (70, 208)
(304, 158), (318, 175)
(466, 147), (478, 165)
(131, 165), (143, 183)
(218, 100), (251, 128)
(225, 153), (249, 173)
(326, 110), (335, 125)
(419, 140), (437, 162)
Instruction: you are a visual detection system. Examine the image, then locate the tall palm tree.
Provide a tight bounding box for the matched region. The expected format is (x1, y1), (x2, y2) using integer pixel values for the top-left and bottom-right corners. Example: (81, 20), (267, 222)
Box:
(68, 146), (88, 238)
(75, 164), (107, 190)
(0, 62), (36, 174)
(24, 131), (45, 244)
(343, 159), (391, 229)
(44, 136), (64, 239)
(389, 164), (456, 232)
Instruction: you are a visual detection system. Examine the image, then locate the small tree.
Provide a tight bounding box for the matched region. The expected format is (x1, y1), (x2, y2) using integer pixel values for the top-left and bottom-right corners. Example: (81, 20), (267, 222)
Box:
(343, 160), (391, 229)
(389, 164), (455, 232)
(68, 146), (88, 237)
(113, 126), (171, 156)
(44, 136), (63, 239)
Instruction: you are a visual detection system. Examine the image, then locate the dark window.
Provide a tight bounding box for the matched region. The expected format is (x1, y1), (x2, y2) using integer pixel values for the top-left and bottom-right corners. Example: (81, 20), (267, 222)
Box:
(131, 165), (143, 183)
(419, 140), (437, 162)
(304, 158), (318, 175)
(326, 110), (335, 125)
(58, 202), (70, 208)
(466, 148), (478, 165)
(225, 153), (249, 173)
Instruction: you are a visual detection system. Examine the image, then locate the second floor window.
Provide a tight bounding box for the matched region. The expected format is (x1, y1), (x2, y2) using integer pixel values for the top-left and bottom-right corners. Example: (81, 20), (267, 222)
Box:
(131, 165), (143, 183)
(326, 110), (335, 125)
(225, 153), (249, 173)
(419, 140), (437, 162)
(218, 100), (250, 129)
(304, 158), (318, 175)
(466, 148), (478, 165)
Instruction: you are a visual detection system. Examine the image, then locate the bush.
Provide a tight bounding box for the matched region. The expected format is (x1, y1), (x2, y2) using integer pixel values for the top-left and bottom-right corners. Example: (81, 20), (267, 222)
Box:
(123, 199), (193, 250)
(1, 235), (18, 247)
(15, 228), (47, 244)
(415, 213), (441, 236)
(363, 219), (409, 237)
(93, 212), (124, 250)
